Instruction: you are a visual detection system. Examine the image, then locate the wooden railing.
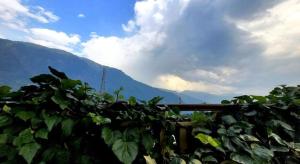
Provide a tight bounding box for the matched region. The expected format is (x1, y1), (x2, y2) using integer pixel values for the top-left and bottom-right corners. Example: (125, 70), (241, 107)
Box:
(158, 104), (241, 111)
(158, 104), (241, 153)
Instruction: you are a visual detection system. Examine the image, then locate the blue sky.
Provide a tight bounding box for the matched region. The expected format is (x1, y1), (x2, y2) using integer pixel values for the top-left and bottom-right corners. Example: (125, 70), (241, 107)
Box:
(20, 0), (136, 39)
(1, 0), (300, 95)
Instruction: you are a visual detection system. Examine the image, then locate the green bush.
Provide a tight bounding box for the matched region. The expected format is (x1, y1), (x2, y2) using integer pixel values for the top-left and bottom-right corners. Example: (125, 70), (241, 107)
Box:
(187, 86), (300, 164)
(0, 67), (299, 164)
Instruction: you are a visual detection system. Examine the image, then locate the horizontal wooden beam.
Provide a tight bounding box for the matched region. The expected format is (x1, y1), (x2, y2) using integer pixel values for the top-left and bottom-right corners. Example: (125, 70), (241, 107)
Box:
(158, 104), (241, 111)
(0, 101), (240, 112)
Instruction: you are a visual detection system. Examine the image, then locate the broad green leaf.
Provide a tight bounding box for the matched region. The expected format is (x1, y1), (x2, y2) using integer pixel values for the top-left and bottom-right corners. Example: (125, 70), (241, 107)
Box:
(88, 112), (111, 126)
(202, 155), (218, 163)
(0, 85), (11, 97)
(293, 99), (300, 105)
(66, 93), (79, 101)
(144, 155), (156, 164)
(193, 127), (212, 134)
(3, 105), (11, 113)
(101, 127), (122, 146)
(251, 96), (267, 103)
(142, 133), (155, 153)
(239, 134), (259, 142)
(222, 136), (236, 152)
(128, 96), (137, 106)
(51, 91), (70, 110)
(81, 99), (95, 106)
(230, 153), (253, 164)
(54, 149), (70, 163)
(48, 66), (68, 79)
(61, 118), (75, 137)
(43, 114), (61, 131)
(35, 128), (48, 139)
(222, 115), (237, 125)
(221, 100), (231, 104)
(192, 112), (209, 124)
(228, 125), (242, 134)
(217, 128), (227, 135)
(271, 120), (294, 131)
(231, 137), (251, 153)
(124, 128), (139, 142)
(19, 142), (41, 163)
(41, 147), (57, 162)
(234, 95), (253, 103)
(195, 133), (220, 148)
(0, 144), (17, 159)
(170, 157), (186, 164)
(294, 143), (300, 152)
(189, 159), (202, 164)
(268, 133), (286, 145)
(13, 129), (34, 147)
(112, 139), (138, 164)
(102, 92), (115, 102)
(114, 87), (124, 101)
(77, 155), (93, 164)
(0, 133), (8, 144)
(30, 74), (58, 84)
(251, 144), (273, 161)
(0, 115), (12, 127)
(244, 110), (257, 117)
(270, 145), (289, 152)
(148, 96), (163, 106)
(15, 110), (36, 121)
(31, 118), (43, 129)
(61, 79), (81, 89)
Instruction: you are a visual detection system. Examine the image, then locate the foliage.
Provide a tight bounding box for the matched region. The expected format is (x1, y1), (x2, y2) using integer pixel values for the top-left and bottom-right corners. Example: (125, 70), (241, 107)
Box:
(188, 85), (300, 164)
(0, 67), (178, 163)
(0, 67), (299, 164)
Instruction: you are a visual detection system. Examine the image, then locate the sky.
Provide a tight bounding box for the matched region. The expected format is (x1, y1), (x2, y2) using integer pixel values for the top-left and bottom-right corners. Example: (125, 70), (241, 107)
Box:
(1, 0), (300, 96)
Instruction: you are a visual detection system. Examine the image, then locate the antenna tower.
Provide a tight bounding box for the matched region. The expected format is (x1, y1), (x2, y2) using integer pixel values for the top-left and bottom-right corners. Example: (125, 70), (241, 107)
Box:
(178, 95), (183, 104)
(100, 66), (106, 93)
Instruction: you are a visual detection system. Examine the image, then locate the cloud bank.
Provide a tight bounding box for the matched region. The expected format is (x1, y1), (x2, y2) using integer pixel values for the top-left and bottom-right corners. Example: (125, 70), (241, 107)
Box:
(82, 0), (300, 95)
(1, 0), (300, 95)
(0, 0), (80, 53)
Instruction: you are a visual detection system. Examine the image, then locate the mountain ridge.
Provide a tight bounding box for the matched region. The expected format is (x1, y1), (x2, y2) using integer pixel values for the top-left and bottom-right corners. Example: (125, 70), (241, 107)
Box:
(0, 38), (202, 103)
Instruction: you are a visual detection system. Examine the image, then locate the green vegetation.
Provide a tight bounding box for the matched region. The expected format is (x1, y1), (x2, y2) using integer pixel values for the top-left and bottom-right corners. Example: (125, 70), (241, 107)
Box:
(0, 67), (299, 163)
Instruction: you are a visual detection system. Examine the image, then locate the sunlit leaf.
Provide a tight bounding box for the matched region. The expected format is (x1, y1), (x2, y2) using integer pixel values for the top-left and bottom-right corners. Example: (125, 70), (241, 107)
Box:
(112, 139), (138, 164)
(19, 142), (41, 163)
(195, 133), (220, 148)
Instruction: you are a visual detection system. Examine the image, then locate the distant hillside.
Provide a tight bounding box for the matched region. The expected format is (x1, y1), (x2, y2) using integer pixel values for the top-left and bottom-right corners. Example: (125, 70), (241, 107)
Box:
(0, 38), (202, 103)
(181, 90), (236, 103)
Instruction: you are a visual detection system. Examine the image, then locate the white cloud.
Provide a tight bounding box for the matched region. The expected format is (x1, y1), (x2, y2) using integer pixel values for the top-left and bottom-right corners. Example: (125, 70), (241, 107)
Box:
(0, 33), (5, 39)
(28, 28), (80, 53)
(0, 0), (59, 24)
(154, 74), (235, 94)
(236, 0), (300, 58)
(183, 67), (239, 84)
(0, 0), (295, 96)
(78, 13), (85, 18)
(81, 0), (300, 96)
(82, 0), (242, 94)
(31, 6), (59, 23)
(122, 20), (137, 32)
(0, 0), (60, 44)
(82, 31), (166, 70)
(0, 1), (79, 54)
(1, 20), (28, 32)
(82, 0), (187, 78)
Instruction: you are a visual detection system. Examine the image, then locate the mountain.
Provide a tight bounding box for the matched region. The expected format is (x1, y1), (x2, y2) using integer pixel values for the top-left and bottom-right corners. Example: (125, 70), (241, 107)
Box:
(0, 38), (202, 103)
(180, 90), (237, 103)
